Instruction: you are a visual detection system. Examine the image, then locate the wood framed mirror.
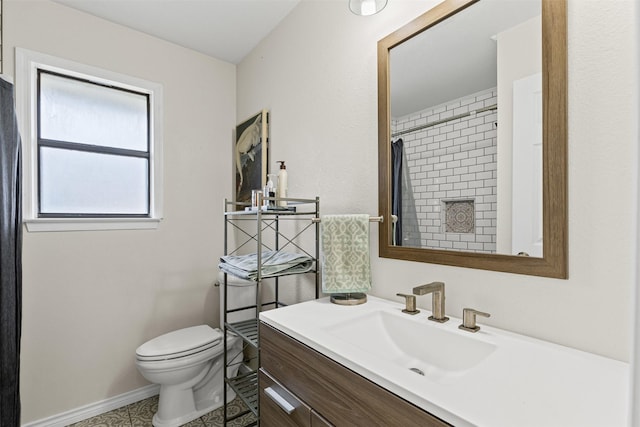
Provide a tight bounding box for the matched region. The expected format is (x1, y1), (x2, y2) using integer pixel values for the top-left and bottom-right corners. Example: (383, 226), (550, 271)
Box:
(378, 0), (567, 278)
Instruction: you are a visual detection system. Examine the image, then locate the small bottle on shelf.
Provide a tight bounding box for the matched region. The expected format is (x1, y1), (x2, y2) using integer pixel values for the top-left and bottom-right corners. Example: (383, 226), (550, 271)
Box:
(263, 174), (277, 208)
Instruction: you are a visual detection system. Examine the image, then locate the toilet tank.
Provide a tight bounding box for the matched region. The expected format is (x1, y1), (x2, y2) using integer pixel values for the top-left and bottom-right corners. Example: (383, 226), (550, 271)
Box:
(217, 271), (257, 327)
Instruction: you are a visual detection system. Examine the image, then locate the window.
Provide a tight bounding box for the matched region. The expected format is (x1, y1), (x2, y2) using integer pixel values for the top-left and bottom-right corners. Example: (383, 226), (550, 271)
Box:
(16, 48), (163, 231)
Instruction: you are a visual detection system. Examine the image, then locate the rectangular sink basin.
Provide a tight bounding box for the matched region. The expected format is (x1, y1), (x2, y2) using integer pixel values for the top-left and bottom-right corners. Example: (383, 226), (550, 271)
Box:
(324, 309), (496, 382)
(260, 296), (629, 427)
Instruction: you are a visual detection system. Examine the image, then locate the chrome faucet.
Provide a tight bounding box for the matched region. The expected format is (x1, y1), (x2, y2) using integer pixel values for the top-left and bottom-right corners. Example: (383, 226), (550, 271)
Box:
(412, 281), (449, 323)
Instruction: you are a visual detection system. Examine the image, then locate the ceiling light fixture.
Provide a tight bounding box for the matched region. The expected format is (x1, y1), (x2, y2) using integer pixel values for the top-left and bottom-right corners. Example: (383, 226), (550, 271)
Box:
(349, 0), (388, 16)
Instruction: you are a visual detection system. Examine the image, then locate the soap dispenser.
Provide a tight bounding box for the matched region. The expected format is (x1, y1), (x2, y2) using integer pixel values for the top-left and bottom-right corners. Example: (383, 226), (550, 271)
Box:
(276, 161), (288, 207)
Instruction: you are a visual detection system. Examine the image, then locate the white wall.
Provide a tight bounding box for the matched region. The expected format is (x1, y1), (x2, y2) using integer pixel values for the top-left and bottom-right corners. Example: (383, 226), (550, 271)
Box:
(5, 0), (236, 423)
(496, 15), (542, 253)
(238, 0), (638, 367)
(631, 2), (640, 425)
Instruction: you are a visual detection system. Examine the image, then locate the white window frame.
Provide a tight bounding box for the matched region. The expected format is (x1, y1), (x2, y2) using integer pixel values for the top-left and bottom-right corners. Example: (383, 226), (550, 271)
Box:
(15, 48), (163, 232)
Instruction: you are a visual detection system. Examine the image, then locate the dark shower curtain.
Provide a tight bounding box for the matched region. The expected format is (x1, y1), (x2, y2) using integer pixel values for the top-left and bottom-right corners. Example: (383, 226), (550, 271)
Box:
(391, 138), (403, 246)
(0, 77), (22, 427)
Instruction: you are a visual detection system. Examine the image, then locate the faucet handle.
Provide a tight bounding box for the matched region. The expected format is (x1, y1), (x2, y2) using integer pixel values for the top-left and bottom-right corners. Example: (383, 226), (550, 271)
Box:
(396, 293), (420, 315)
(459, 308), (491, 333)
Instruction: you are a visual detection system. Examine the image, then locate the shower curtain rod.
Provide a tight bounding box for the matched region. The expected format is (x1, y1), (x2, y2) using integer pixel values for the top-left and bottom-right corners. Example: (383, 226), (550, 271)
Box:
(391, 103), (497, 138)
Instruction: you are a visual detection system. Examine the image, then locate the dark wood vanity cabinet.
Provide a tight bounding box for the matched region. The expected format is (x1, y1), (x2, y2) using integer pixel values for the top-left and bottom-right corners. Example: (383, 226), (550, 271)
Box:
(259, 369), (312, 427)
(259, 322), (451, 427)
(259, 369), (332, 427)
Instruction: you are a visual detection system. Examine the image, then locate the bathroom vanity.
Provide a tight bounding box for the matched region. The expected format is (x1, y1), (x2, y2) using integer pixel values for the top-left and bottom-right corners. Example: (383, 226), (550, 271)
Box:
(260, 322), (448, 426)
(259, 296), (629, 427)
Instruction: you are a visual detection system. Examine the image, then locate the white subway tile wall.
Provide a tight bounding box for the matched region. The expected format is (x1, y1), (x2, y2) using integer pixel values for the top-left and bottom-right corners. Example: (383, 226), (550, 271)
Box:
(392, 88), (497, 253)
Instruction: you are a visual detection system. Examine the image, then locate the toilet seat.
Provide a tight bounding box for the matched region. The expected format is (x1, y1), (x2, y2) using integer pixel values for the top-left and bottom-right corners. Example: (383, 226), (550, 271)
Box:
(136, 325), (223, 362)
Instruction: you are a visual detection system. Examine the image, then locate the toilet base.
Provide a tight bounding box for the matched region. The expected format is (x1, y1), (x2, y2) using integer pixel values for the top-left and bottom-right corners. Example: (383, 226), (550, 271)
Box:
(152, 387), (237, 427)
(136, 328), (243, 427)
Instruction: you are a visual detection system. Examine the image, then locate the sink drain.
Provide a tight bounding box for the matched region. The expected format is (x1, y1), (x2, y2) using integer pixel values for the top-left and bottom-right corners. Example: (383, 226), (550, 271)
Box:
(409, 367), (425, 376)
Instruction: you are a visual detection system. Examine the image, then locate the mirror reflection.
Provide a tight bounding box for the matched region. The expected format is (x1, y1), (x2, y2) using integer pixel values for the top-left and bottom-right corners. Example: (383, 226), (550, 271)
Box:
(389, 0), (541, 257)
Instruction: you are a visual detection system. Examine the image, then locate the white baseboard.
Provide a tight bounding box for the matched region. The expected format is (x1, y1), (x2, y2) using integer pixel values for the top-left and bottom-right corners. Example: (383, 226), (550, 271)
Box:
(21, 384), (160, 427)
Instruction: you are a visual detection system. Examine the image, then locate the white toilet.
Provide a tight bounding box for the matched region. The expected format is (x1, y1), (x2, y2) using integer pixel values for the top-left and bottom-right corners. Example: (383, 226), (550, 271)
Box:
(135, 273), (256, 427)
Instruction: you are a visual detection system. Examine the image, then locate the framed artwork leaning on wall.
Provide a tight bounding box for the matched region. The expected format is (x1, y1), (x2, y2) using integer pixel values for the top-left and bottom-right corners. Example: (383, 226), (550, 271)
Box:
(234, 109), (269, 204)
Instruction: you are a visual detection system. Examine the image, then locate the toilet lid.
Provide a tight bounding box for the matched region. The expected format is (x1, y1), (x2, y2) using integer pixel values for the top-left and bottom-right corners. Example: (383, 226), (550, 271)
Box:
(136, 325), (223, 360)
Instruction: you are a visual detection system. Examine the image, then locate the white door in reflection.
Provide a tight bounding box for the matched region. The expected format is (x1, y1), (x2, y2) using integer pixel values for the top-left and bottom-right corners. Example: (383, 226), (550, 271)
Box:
(512, 73), (543, 257)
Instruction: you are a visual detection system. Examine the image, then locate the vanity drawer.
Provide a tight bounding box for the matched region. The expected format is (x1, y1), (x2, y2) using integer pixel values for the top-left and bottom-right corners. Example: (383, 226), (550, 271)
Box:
(260, 322), (450, 427)
(260, 368), (312, 427)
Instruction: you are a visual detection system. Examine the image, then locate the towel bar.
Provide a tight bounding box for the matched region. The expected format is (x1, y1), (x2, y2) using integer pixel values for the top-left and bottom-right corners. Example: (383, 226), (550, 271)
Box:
(311, 215), (383, 223)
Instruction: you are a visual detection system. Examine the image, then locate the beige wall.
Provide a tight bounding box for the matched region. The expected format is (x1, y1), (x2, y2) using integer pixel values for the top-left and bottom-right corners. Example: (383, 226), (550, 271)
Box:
(5, 0), (236, 423)
(238, 0), (638, 364)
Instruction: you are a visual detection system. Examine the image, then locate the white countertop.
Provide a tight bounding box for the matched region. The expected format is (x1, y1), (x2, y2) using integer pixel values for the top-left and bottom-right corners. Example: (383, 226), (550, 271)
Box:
(259, 296), (630, 427)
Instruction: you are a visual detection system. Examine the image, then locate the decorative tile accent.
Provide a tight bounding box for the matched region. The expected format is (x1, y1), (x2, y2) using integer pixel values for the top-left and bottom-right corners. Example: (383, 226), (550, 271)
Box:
(70, 395), (255, 427)
(181, 418), (206, 427)
(445, 200), (474, 233)
(128, 395), (157, 427)
(201, 398), (256, 427)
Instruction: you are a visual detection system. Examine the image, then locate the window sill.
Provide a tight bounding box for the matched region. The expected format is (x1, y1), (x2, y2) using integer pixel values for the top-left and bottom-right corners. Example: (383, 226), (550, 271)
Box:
(24, 217), (162, 232)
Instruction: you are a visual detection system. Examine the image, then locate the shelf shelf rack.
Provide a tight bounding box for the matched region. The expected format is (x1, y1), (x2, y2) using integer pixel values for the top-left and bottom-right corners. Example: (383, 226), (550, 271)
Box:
(222, 197), (320, 426)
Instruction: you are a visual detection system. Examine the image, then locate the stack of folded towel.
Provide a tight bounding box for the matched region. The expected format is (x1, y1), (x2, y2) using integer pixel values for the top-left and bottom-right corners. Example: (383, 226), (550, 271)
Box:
(219, 250), (313, 281)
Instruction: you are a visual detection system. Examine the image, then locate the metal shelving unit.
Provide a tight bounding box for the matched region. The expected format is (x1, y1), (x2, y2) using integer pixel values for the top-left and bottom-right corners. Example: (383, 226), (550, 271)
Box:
(222, 196), (320, 426)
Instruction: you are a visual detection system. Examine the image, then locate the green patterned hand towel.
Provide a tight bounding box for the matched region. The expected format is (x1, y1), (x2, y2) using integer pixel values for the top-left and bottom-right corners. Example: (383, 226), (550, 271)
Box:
(321, 214), (372, 293)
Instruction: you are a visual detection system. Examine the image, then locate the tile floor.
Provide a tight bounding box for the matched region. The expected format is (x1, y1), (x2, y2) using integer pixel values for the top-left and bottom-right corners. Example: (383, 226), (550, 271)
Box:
(68, 395), (256, 427)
